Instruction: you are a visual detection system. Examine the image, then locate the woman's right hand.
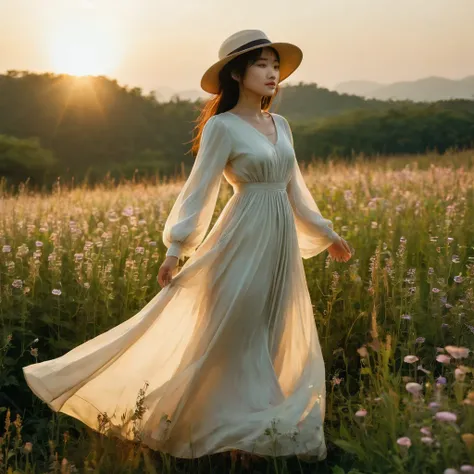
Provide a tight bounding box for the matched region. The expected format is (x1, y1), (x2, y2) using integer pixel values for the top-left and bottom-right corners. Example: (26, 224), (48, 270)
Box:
(157, 256), (179, 288)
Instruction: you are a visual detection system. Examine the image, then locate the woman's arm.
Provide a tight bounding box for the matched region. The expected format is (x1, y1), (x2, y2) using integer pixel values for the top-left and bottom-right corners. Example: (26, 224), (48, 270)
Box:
(162, 115), (232, 261)
(281, 116), (339, 259)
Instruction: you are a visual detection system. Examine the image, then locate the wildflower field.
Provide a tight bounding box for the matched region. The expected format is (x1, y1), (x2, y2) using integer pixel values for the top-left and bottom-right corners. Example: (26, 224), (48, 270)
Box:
(1, 150), (473, 474)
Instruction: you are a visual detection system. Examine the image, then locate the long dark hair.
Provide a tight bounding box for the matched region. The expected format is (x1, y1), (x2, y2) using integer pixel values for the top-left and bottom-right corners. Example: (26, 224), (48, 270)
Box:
(190, 46), (281, 157)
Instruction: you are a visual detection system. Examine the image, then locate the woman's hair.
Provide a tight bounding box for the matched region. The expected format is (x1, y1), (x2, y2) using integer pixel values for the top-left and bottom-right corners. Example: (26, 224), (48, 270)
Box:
(190, 46), (281, 157)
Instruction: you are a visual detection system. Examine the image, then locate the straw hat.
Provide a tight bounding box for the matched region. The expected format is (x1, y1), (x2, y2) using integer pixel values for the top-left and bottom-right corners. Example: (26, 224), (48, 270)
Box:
(200, 29), (303, 94)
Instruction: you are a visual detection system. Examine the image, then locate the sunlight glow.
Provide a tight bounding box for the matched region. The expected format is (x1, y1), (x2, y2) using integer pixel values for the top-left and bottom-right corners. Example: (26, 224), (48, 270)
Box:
(49, 16), (121, 77)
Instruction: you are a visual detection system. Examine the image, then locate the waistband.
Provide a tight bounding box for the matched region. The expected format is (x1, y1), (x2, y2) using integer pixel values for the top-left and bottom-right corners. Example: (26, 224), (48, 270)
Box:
(233, 181), (287, 193)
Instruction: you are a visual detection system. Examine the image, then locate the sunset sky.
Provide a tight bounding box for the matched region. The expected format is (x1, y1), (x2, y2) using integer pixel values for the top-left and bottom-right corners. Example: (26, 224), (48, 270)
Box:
(1, 0), (473, 95)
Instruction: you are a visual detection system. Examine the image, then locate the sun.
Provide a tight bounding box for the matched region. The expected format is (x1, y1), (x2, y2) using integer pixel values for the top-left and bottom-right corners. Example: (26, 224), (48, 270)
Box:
(49, 17), (120, 77)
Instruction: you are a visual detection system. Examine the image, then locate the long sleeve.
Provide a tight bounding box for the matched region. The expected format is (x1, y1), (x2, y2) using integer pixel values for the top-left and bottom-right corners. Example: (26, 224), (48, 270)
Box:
(162, 115), (232, 260)
(281, 116), (340, 259)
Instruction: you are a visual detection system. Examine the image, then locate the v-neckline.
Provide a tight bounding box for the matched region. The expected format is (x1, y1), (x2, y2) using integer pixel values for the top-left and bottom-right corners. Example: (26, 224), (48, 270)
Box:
(226, 111), (279, 147)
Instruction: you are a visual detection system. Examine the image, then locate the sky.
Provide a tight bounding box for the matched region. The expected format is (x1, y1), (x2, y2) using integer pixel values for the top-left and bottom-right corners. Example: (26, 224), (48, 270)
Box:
(0, 0), (473, 95)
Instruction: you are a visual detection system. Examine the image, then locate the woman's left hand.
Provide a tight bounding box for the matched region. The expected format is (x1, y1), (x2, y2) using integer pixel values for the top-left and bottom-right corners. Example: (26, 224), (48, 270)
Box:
(328, 236), (353, 263)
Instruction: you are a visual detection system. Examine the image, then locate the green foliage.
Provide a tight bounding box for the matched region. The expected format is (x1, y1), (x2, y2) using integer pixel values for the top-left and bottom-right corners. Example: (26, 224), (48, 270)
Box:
(0, 134), (57, 186)
(292, 105), (474, 160)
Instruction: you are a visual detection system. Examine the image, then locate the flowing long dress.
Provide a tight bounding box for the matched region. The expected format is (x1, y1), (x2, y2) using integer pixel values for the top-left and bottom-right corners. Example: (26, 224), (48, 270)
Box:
(23, 111), (340, 460)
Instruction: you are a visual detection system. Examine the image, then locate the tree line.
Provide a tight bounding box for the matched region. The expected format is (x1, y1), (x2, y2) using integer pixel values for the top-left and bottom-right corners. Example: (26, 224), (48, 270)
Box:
(0, 71), (473, 189)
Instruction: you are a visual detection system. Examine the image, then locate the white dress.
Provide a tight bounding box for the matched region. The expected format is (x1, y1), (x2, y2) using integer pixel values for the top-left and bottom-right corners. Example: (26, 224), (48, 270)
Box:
(23, 111), (340, 460)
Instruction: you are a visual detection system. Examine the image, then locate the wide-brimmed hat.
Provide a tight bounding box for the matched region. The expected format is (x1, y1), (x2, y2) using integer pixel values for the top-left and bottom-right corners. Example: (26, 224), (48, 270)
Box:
(200, 29), (303, 94)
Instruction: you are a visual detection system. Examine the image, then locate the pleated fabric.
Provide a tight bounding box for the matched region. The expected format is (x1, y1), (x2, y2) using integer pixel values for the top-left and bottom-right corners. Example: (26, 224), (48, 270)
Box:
(23, 111), (340, 460)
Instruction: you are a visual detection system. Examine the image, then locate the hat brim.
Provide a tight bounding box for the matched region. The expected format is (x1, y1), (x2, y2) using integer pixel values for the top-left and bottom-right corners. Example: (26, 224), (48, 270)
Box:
(200, 42), (303, 94)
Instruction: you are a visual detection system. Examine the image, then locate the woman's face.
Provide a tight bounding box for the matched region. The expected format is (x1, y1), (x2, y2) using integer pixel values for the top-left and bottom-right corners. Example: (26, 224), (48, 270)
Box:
(236, 47), (280, 97)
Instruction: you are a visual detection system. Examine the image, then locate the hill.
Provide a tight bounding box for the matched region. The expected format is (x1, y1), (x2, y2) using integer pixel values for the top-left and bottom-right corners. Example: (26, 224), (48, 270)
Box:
(335, 75), (474, 102)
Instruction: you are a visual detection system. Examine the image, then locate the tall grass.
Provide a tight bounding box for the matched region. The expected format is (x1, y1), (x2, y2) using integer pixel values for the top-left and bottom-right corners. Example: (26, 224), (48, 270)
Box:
(1, 150), (473, 473)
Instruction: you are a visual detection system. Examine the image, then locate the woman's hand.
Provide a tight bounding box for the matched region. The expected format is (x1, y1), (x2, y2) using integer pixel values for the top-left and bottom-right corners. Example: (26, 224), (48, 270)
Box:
(157, 256), (179, 288)
(328, 235), (353, 263)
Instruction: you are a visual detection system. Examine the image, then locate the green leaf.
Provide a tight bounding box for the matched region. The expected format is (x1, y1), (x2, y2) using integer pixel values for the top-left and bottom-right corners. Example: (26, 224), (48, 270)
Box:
(333, 439), (366, 460)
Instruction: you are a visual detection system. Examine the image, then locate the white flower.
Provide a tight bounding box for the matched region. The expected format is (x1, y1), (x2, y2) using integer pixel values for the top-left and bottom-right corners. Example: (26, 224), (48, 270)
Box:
(406, 382), (423, 394)
(52, 289), (62, 296)
(404, 355), (419, 364)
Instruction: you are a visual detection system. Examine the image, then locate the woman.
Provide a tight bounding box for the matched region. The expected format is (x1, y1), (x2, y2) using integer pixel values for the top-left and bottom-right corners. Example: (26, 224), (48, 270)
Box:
(23, 29), (352, 463)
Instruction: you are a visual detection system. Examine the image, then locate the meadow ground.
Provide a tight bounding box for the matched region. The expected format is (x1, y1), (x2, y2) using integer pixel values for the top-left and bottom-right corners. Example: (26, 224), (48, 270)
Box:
(1, 150), (473, 473)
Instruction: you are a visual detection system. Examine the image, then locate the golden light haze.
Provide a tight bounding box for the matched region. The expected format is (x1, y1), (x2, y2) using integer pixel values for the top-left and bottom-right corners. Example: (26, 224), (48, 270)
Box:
(0, 0), (473, 93)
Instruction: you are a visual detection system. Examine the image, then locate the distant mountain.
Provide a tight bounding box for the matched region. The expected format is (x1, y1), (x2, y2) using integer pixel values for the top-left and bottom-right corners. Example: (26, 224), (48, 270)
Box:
(152, 86), (176, 102)
(335, 76), (474, 102)
(334, 80), (383, 97)
(153, 86), (209, 102)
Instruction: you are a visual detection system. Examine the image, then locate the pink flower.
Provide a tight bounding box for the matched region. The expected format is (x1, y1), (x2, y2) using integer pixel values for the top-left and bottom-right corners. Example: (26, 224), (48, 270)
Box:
(355, 409), (367, 417)
(397, 437), (412, 448)
(436, 354), (451, 364)
(23, 442), (33, 453)
(357, 346), (369, 358)
(455, 367), (468, 382)
(445, 346), (470, 359)
(435, 411), (457, 422)
(404, 355), (419, 364)
(420, 427), (432, 436)
(421, 437), (434, 445)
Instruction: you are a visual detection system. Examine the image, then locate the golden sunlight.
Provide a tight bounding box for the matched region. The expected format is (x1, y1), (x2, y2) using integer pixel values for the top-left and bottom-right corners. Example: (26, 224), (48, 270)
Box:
(49, 16), (121, 77)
